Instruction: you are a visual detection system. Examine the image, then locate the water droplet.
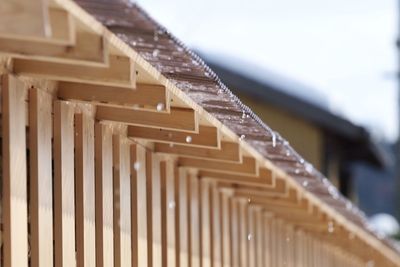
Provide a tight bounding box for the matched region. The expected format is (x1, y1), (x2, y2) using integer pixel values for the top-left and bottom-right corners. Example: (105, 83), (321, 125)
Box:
(217, 89), (223, 94)
(168, 201), (176, 209)
(153, 31), (159, 41)
(286, 237), (290, 242)
(242, 111), (246, 119)
(186, 136), (192, 143)
(156, 103), (164, 111)
(247, 234), (252, 241)
(272, 133), (276, 147)
(133, 162), (141, 171)
(305, 163), (313, 174)
(285, 150), (291, 157)
(294, 169), (300, 174)
(169, 143), (174, 148)
(239, 135), (245, 141)
(152, 49), (160, 57)
(302, 180), (309, 187)
(247, 198), (251, 203)
(328, 221), (335, 233)
(131, 41), (137, 46)
(346, 201), (353, 210)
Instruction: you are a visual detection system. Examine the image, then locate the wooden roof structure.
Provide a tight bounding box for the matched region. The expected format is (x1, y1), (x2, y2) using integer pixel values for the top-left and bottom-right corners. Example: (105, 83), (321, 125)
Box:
(0, 0), (399, 266)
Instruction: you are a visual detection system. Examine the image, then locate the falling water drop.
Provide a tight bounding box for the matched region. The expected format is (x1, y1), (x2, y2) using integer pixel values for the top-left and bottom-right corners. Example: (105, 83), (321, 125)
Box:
(239, 135), (245, 141)
(272, 132), (277, 147)
(152, 49), (160, 57)
(328, 221), (335, 233)
(133, 162), (141, 171)
(186, 136), (192, 143)
(169, 143), (174, 148)
(242, 111), (246, 119)
(247, 198), (251, 203)
(168, 201), (176, 209)
(302, 180), (309, 187)
(247, 234), (252, 241)
(156, 103), (164, 111)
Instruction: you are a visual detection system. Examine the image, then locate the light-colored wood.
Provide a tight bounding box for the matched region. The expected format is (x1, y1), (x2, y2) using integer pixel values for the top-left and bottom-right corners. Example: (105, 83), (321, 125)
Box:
(97, 106), (196, 132)
(150, 154), (163, 267)
(239, 200), (249, 267)
(49, 8), (75, 44)
(211, 182), (222, 267)
(2, 75), (29, 267)
(112, 134), (132, 267)
(0, 30), (106, 65)
(94, 123), (114, 267)
(13, 55), (135, 87)
(156, 141), (240, 162)
(75, 112), (96, 267)
(179, 156), (257, 175)
(0, 0), (50, 38)
(130, 144), (149, 267)
(54, 100), (76, 267)
(189, 172), (201, 267)
(59, 82), (167, 108)
(220, 192), (231, 267)
(230, 199), (240, 267)
(129, 125), (218, 148)
(29, 88), (54, 267)
(200, 168), (273, 186)
(145, 151), (153, 266)
(176, 167), (190, 266)
(200, 179), (212, 267)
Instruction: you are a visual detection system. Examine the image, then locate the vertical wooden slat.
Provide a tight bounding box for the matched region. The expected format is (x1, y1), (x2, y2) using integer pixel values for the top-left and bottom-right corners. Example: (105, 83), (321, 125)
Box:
(54, 100), (76, 267)
(75, 113), (96, 267)
(255, 209), (263, 267)
(239, 200), (248, 267)
(189, 173), (201, 267)
(95, 123), (113, 267)
(113, 135), (132, 267)
(211, 182), (222, 267)
(177, 168), (189, 267)
(29, 88), (53, 267)
(230, 199), (240, 267)
(150, 154), (162, 266)
(131, 144), (148, 267)
(248, 207), (256, 267)
(200, 179), (212, 267)
(2, 75), (29, 267)
(263, 216), (271, 267)
(161, 159), (177, 267)
(221, 192), (231, 267)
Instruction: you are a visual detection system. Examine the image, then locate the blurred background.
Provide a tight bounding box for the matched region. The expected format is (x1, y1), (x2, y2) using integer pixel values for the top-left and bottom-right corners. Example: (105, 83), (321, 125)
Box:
(134, 0), (400, 240)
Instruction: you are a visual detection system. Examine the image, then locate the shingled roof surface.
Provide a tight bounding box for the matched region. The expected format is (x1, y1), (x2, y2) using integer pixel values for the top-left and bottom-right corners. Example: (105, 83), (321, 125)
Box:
(74, 0), (398, 251)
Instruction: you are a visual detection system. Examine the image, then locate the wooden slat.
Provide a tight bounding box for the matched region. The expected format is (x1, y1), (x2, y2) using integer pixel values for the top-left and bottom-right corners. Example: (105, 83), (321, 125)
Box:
(200, 179), (212, 267)
(97, 106), (196, 132)
(221, 192), (231, 267)
(200, 168), (273, 186)
(94, 123), (114, 267)
(0, 0), (50, 38)
(150, 154), (163, 266)
(54, 100), (76, 267)
(130, 144), (149, 267)
(128, 125), (218, 148)
(112, 135), (132, 267)
(248, 208), (256, 267)
(239, 201), (249, 267)
(29, 88), (53, 267)
(59, 82), (167, 108)
(211, 182), (222, 267)
(48, 8), (75, 45)
(176, 167), (190, 266)
(179, 156), (257, 175)
(75, 113), (96, 267)
(2, 75), (29, 267)
(161, 159), (177, 266)
(0, 30), (106, 65)
(13, 55), (135, 87)
(189, 173), (201, 267)
(156, 141), (240, 162)
(230, 199), (240, 267)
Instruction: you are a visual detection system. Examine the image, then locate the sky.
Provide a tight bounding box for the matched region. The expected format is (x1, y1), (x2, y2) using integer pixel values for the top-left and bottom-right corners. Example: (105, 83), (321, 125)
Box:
(135, 0), (399, 142)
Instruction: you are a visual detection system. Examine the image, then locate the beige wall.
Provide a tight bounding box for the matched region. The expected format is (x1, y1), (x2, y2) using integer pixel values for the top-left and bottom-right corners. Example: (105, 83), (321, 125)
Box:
(238, 94), (324, 171)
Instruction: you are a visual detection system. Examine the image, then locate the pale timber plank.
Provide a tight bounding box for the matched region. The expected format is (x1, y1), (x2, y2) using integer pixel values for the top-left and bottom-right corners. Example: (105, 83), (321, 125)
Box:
(94, 123), (114, 267)
(29, 88), (53, 267)
(2, 75), (29, 267)
(54, 100), (76, 267)
(75, 113), (96, 267)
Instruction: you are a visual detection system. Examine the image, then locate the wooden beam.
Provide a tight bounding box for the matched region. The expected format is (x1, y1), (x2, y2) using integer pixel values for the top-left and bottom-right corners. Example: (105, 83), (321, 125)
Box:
(2, 75), (29, 267)
(58, 82), (167, 109)
(178, 156), (257, 175)
(0, 30), (107, 65)
(97, 106), (196, 132)
(199, 168), (273, 186)
(129, 125), (218, 148)
(48, 8), (75, 45)
(155, 142), (240, 162)
(0, 0), (50, 39)
(13, 55), (135, 87)
(29, 88), (54, 267)
(217, 178), (287, 197)
(54, 100), (76, 267)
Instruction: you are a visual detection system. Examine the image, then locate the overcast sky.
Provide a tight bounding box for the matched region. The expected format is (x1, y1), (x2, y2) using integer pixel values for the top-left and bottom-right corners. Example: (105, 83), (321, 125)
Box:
(135, 0), (399, 142)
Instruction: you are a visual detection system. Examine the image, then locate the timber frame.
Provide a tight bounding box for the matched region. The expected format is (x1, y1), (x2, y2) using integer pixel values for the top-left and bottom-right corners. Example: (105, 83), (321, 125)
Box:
(0, 0), (399, 266)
